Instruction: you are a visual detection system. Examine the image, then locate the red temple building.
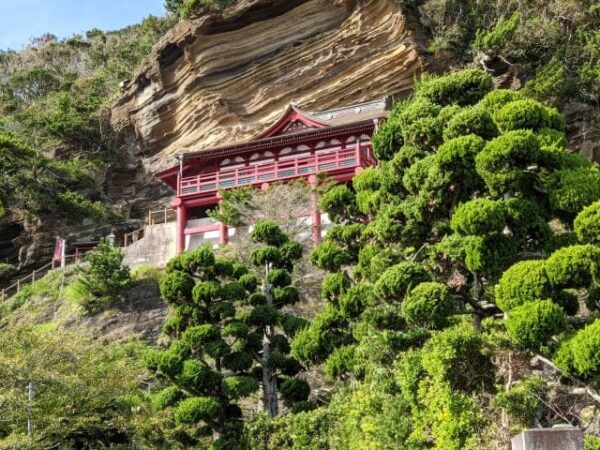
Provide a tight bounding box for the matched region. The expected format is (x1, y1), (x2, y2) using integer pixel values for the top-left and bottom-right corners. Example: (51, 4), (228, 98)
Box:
(156, 99), (390, 254)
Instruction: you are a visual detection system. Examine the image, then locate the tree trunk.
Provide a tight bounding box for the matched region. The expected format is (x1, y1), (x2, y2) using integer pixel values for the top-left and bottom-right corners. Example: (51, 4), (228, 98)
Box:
(471, 272), (483, 331)
(262, 262), (279, 418)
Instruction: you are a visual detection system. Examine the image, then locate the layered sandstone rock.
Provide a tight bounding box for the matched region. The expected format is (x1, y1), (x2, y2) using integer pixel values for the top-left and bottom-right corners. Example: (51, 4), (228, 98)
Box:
(110, 0), (423, 173)
(1, 0), (424, 284)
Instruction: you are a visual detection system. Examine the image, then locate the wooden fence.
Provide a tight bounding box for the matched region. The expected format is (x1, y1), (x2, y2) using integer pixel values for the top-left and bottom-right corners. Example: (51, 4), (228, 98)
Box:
(1, 207), (177, 300)
(0, 260), (54, 302)
(0, 255), (84, 302)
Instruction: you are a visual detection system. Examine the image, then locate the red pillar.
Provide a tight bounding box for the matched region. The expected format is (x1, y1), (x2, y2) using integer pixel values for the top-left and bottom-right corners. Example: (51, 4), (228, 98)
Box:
(173, 198), (187, 254)
(308, 175), (321, 245)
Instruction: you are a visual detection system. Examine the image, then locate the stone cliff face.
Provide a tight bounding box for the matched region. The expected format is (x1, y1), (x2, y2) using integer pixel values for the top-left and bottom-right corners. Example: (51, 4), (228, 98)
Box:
(0, 0), (424, 284)
(110, 0), (423, 175)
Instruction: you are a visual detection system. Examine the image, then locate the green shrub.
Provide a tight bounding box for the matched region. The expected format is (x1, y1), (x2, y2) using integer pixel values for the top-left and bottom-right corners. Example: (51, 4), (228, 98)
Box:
(443, 107), (498, 140)
(175, 396), (222, 424)
(504, 197), (549, 243)
(422, 322), (490, 391)
(493, 99), (552, 132)
(0, 262), (16, 279)
(397, 97), (441, 128)
(574, 200), (600, 244)
(493, 375), (546, 427)
(555, 319), (600, 379)
(321, 272), (351, 302)
(339, 283), (372, 319)
(279, 378), (310, 403)
(372, 117), (404, 161)
(401, 282), (454, 329)
(353, 167), (382, 192)
(417, 69), (494, 106)
(160, 270), (195, 304)
(325, 345), (357, 380)
(585, 434), (600, 450)
(477, 88), (523, 111)
(222, 376), (259, 399)
(153, 386), (184, 410)
(252, 220), (289, 246)
(374, 262), (431, 302)
(523, 62), (571, 107)
(450, 198), (506, 236)
(319, 185), (358, 224)
(250, 246), (282, 266)
(402, 154), (436, 194)
(310, 241), (351, 272)
(545, 245), (600, 288)
(56, 191), (106, 222)
(435, 134), (485, 190)
(506, 300), (566, 350)
(495, 260), (553, 312)
(403, 116), (443, 152)
(291, 304), (351, 364)
(555, 290), (579, 316)
(547, 168), (600, 220)
(535, 128), (567, 149)
(75, 240), (131, 313)
(474, 12), (520, 54)
(475, 129), (540, 195)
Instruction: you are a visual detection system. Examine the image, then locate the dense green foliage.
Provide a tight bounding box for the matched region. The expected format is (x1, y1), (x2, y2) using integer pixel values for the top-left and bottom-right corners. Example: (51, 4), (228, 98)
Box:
(2, 0), (600, 445)
(0, 16), (174, 225)
(279, 69), (600, 449)
(165, 0), (239, 17)
(73, 239), (131, 313)
(0, 325), (146, 449)
(146, 225), (308, 447)
(411, 0), (600, 113)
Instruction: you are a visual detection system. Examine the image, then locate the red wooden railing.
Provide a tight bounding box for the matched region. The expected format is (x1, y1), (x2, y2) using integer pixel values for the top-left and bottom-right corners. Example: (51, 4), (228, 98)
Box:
(179, 145), (375, 197)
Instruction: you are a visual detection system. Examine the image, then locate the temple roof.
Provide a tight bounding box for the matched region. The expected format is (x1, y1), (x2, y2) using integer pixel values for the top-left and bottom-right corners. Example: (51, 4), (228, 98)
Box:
(181, 97), (391, 159)
(156, 98), (390, 188)
(310, 98), (392, 128)
(253, 98), (391, 140)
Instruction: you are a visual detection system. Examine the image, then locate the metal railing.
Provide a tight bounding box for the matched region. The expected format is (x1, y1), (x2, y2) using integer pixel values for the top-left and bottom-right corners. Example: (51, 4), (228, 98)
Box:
(179, 145), (375, 197)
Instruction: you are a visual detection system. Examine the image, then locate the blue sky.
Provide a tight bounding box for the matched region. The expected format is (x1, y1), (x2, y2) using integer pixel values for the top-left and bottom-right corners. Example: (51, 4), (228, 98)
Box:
(0, 0), (167, 50)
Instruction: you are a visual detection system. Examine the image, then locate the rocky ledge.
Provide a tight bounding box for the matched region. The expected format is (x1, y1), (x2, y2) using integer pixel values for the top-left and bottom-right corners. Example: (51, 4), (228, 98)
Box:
(110, 0), (423, 173)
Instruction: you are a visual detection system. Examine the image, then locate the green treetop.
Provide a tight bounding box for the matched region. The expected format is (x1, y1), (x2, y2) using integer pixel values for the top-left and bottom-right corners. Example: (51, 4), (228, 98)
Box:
(148, 224), (309, 447)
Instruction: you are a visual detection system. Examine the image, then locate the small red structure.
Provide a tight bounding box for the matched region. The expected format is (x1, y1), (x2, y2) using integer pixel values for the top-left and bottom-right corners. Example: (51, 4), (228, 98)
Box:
(157, 99), (389, 253)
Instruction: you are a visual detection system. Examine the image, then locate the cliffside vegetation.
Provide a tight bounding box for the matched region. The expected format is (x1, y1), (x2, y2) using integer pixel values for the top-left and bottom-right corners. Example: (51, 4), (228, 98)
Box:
(1, 1), (600, 449)
(411, 0), (600, 111)
(165, 0), (238, 17)
(0, 15), (174, 249)
(5, 68), (600, 450)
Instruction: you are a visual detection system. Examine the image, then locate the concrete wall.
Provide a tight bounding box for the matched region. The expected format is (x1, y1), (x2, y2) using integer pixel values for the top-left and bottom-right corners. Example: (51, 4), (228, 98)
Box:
(512, 427), (583, 450)
(122, 222), (177, 268)
(122, 212), (331, 268)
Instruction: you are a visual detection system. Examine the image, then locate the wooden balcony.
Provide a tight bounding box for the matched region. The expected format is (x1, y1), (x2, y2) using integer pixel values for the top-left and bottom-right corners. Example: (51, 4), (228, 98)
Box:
(179, 145), (375, 198)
